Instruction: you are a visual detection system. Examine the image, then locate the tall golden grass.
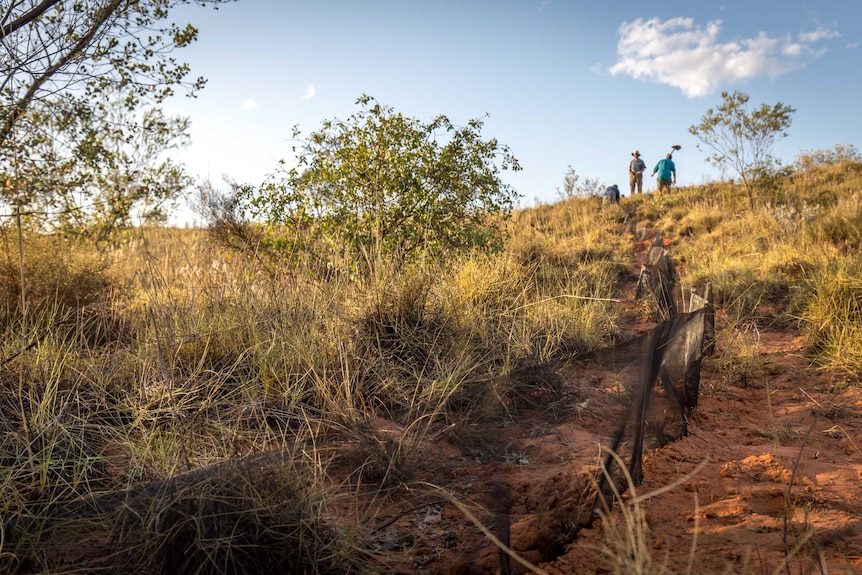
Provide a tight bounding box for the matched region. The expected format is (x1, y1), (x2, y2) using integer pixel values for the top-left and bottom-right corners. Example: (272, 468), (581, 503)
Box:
(0, 159), (860, 572)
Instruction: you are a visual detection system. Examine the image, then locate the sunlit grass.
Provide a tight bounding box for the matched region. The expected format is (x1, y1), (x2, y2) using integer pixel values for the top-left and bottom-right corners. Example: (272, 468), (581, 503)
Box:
(1, 159), (861, 571)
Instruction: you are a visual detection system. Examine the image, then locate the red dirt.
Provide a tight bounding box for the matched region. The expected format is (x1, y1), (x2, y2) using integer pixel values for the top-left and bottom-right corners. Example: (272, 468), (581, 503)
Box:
(363, 234), (862, 575)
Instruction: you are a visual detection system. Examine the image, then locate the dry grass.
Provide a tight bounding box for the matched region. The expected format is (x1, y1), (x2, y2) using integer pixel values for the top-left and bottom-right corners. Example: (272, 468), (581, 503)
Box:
(1, 158), (861, 572)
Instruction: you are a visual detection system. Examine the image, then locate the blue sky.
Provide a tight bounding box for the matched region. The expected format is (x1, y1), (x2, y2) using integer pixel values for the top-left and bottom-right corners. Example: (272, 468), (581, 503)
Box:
(163, 0), (861, 222)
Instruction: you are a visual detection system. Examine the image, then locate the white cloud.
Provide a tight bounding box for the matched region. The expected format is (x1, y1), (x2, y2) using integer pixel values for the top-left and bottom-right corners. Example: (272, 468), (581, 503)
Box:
(304, 84), (317, 99)
(798, 27), (840, 43)
(609, 17), (838, 98)
(240, 99), (257, 110)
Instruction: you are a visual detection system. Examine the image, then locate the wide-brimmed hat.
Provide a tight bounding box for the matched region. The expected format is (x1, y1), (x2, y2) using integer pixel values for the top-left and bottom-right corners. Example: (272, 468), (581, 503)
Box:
(632, 150), (640, 156)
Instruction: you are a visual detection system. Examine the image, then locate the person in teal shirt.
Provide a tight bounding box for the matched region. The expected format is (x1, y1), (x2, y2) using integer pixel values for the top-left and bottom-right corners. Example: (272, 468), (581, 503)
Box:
(652, 154), (676, 194)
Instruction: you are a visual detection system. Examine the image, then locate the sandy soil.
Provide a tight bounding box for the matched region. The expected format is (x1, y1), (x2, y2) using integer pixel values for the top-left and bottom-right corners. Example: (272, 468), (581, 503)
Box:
(363, 235), (862, 575)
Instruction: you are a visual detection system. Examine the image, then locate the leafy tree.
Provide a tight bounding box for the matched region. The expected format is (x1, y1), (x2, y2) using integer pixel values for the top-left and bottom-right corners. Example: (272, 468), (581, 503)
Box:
(0, 0), (233, 149)
(689, 90), (795, 206)
(556, 165), (603, 201)
(8, 93), (191, 242)
(795, 144), (861, 173)
(1, 1), (232, 240)
(246, 95), (522, 269)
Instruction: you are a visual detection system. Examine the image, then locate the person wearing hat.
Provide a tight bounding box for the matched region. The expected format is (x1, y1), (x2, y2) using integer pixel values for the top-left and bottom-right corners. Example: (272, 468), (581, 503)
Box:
(629, 151), (646, 195)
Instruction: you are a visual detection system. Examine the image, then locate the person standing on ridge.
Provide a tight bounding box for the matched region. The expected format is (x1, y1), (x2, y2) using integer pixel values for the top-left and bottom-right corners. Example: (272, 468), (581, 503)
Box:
(652, 153), (676, 194)
(629, 150), (646, 195)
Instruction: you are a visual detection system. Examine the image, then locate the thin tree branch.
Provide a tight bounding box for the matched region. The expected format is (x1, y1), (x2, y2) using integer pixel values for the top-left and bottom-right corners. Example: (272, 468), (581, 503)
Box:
(0, 0), (124, 147)
(0, 0), (61, 39)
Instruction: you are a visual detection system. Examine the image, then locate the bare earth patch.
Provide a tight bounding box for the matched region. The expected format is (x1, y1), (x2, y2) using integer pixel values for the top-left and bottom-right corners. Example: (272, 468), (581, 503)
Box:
(37, 234), (861, 575)
(356, 239), (862, 575)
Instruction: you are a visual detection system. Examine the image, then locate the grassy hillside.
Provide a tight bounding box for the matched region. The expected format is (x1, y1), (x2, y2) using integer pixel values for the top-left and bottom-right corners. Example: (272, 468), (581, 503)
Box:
(1, 159), (860, 573)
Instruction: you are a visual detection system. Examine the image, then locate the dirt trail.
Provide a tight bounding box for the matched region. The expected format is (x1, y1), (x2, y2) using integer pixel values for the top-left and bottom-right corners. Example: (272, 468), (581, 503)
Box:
(372, 231), (862, 575)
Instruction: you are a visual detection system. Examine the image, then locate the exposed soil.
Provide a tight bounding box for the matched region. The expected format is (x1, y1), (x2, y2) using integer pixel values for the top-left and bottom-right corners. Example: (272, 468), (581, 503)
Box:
(32, 227), (862, 575)
(360, 232), (862, 575)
